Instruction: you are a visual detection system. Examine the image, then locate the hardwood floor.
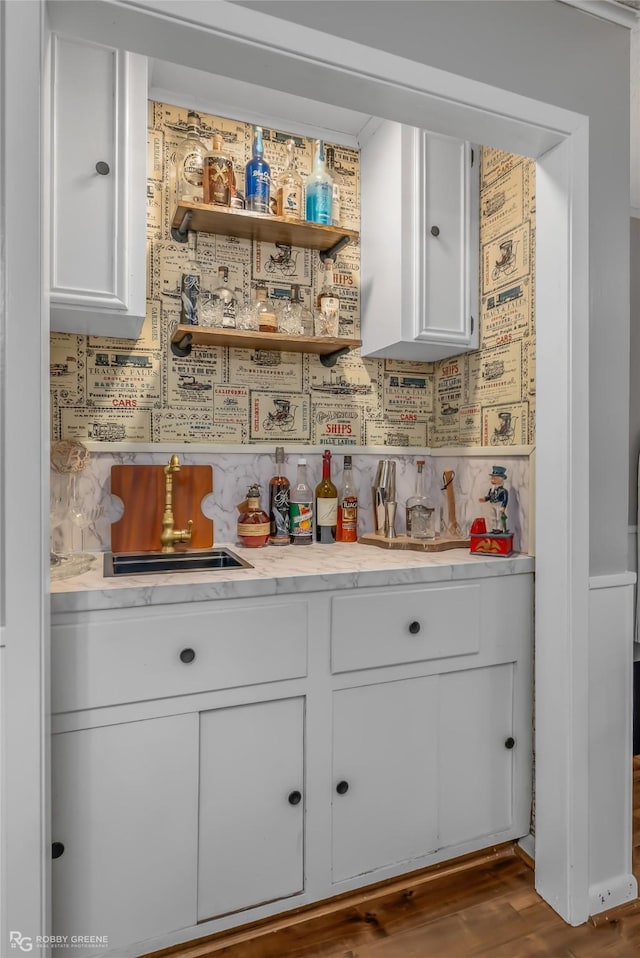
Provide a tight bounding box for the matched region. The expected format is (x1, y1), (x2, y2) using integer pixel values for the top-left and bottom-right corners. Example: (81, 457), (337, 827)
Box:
(153, 761), (640, 958)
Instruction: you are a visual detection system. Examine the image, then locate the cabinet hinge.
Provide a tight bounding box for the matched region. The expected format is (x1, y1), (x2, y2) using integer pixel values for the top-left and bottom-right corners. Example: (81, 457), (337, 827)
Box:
(471, 316), (475, 334)
(471, 148), (475, 167)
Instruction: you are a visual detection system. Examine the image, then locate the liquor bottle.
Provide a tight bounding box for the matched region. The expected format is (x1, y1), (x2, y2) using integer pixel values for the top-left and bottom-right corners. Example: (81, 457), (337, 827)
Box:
(315, 258), (340, 337)
(336, 454), (358, 542)
(289, 459), (313, 545)
(269, 446), (290, 545)
(175, 110), (207, 203)
(305, 139), (333, 225)
(203, 133), (233, 206)
(245, 125), (271, 214)
(315, 449), (337, 543)
(179, 231), (200, 325)
(276, 138), (303, 220)
(211, 266), (238, 328)
(325, 145), (341, 228)
(254, 285), (278, 333)
(406, 459), (435, 540)
(237, 484), (270, 548)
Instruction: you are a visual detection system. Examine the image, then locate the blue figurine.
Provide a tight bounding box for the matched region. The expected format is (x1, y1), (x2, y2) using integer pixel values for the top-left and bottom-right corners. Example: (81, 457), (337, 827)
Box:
(479, 465), (509, 534)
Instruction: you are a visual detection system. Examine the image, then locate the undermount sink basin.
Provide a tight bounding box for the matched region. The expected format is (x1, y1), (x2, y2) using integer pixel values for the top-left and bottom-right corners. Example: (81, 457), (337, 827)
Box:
(103, 548), (253, 577)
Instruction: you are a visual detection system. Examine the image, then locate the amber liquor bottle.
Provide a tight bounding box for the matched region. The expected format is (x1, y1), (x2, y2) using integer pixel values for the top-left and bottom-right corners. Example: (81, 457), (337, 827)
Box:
(336, 454), (358, 542)
(269, 446), (290, 546)
(315, 449), (338, 543)
(237, 484), (270, 548)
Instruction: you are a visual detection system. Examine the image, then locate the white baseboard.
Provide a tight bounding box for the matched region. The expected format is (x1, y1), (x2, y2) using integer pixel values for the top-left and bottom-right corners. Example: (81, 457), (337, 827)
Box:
(518, 832), (535, 861)
(589, 873), (638, 916)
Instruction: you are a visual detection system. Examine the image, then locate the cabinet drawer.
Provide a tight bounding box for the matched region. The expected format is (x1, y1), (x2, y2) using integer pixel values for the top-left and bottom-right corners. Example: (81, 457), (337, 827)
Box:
(331, 584), (480, 673)
(52, 601), (308, 713)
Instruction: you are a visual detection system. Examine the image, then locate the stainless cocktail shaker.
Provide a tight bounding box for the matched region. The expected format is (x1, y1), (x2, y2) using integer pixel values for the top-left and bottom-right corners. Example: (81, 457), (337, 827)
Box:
(372, 460), (397, 537)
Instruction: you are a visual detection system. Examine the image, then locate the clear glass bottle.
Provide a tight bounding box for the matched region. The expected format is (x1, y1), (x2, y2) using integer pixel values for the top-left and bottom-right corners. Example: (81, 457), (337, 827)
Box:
(237, 483), (270, 548)
(406, 459), (435, 540)
(203, 133), (233, 206)
(245, 125), (271, 214)
(276, 138), (304, 221)
(175, 110), (207, 203)
(269, 446), (290, 546)
(336, 454), (358, 543)
(305, 139), (333, 225)
(325, 145), (341, 228)
(179, 231), (200, 326)
(289, 458), (313, 545)
(210, 266), (238, 328)
(315, 449), (337, 543)
(254, 285), (278, 333)
(315, 258), (340, 337)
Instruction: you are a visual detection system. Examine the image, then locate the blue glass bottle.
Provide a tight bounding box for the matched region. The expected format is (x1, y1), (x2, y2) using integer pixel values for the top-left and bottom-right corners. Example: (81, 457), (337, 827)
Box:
(305, 140), (333, 225)
(245, 126), (271, 214)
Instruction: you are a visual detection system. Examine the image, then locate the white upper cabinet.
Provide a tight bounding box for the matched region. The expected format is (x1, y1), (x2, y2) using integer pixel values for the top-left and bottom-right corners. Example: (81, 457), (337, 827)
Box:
(360, 120), (479, 361)
(49, 34), (147, 338)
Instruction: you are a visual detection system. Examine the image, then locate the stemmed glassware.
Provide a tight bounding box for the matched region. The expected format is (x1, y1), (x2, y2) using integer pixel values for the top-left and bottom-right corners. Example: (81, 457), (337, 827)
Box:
(68, 475), (103, 556)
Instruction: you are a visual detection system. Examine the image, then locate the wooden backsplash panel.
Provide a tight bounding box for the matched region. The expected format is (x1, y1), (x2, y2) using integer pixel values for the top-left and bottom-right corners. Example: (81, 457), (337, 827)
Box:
(110, 465), (214, 553)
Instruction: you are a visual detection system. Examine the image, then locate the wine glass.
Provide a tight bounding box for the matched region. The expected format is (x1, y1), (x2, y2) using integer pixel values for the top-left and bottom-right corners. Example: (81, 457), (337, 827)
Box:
(68, 475), (103, 556)
(49, 473), (69, 566)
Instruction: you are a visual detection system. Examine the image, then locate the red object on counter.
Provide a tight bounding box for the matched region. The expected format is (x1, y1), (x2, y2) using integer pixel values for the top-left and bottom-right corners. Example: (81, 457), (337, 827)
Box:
(470, 532), (514, 557)
(469, 517), (487, 535)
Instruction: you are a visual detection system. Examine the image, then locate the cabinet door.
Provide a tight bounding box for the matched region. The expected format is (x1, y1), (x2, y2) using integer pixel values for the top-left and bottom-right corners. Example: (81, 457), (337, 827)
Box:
(332, 676), (438, 883)
(360, 120), (478, 361)
(438, 663), (516, 848)
(50, 34), (147, 337)
(198, 697), (304, 920)
(52, 714), (198, 957)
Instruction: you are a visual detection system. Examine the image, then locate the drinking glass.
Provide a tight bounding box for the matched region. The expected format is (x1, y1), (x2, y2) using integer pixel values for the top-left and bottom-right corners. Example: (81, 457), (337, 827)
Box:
(49, 473), (69, 566)
(68, 476), (103, 555)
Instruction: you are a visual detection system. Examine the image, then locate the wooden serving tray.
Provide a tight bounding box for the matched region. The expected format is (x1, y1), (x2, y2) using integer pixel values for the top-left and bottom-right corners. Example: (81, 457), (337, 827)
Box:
(110, 464), (214, 553)
(358, 532), (470, 552)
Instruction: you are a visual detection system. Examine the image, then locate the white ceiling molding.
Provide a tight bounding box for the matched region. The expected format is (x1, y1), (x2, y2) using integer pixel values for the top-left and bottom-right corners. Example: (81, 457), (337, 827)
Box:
(559, 0), (640, 27)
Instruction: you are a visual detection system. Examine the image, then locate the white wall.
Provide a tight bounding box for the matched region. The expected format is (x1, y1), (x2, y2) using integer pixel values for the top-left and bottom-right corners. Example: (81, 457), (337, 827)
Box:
(234, 0), (631, 576)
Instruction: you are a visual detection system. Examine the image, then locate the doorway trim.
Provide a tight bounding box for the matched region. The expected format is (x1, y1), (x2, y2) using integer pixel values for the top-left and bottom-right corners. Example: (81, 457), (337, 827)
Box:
(47, 0), (597, 920)
(5, 0), (628, 945)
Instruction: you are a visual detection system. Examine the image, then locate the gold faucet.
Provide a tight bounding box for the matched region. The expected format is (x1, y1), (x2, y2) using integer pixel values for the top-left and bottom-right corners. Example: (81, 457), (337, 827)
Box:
(160, 454), (193, 553)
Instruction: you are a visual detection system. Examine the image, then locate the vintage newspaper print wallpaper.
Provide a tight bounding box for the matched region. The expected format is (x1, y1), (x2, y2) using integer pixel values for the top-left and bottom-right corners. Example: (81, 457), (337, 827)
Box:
(50, 104), (536, 448)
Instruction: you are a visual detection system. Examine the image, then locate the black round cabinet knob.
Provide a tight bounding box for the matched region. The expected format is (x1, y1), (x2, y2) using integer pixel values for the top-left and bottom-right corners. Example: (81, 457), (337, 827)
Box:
(288, 790), (302, 805)
(505, 737), (516, 749)
(408, 621), (421, 635)
(52, 842), (65, 859)
(336, 780), (349, 795)
(430, 225), (440, 237)
(179, 648), (196, 664)
(95, 161), (110, 175)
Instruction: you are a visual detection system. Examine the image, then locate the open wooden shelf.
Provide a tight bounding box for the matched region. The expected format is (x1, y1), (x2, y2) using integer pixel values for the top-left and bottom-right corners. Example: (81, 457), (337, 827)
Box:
(170, 325), (361, 366)
(171, 201), (359, 254)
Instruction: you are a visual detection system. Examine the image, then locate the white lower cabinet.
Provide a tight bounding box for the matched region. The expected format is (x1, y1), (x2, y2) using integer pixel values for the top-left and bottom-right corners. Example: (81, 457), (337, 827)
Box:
(331, 663), (519, 884)
(51, 574), (532, 956)
(51, 714), (199, 956)
(438, 664), (516, 848)
(198, 697), (304, 920)
(332, 676), (439, 882)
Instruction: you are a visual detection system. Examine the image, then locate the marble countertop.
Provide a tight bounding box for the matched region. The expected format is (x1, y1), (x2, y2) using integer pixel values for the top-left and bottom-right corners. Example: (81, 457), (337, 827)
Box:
(50, 543), (535, 614)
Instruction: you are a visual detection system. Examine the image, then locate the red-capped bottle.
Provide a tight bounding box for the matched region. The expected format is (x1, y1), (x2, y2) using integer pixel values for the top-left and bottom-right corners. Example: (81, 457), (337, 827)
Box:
(237, 483), (270, 548)
(336, 454), (358, 542)
(315, 449), (337, 543)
